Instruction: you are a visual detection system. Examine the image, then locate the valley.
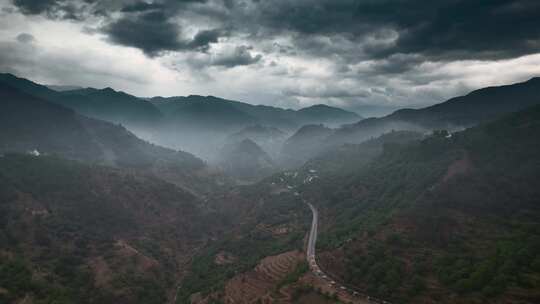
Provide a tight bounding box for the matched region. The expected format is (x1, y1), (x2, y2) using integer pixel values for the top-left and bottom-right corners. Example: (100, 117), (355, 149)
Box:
(0, 73), (539, 304)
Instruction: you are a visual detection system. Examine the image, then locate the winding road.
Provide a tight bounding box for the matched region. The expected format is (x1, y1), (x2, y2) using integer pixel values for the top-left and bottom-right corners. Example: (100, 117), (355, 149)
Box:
(306, 202), (318, 262)
(305, 201), (331, 282)
(305, 201), (389, 304)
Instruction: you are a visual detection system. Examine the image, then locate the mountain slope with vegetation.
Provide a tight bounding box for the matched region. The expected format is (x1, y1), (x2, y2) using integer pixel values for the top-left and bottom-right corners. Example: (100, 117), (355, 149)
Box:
(2, 71), (539, 304)
(149, 95), (361, 160)
(297, 104), (362, 127)
(0, 154), (224, 304)
(57, 87), (163, 128)
(280, 124), (334, 167)
(151, 95), (361, 131)
(328, 77), (540, 146)
(301, 105), (540, 303)
(0, 73), (362, 163)
(0, 73), (162, 129)
(216, 139), (277, 182)
(302, 130), (424, 176)
(0, 82), (226, 195)
(226, 125), (288, 159)
(283, 77), (540, 167)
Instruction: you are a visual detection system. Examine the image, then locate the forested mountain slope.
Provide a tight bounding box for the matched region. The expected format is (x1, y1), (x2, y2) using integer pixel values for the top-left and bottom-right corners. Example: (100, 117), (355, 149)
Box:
(301, 105), (540, 303)
(0, 155), (225, 304)
(0, 82), (225, 194)
(0, 73), (162, 128)
(283, 77), (540, 167)
(328, 77), (540, 146)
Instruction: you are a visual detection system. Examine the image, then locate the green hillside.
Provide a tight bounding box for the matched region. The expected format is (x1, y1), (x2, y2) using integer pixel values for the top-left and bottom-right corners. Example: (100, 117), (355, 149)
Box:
(303, 105), (540, 303)
(0, 154), (222, 304)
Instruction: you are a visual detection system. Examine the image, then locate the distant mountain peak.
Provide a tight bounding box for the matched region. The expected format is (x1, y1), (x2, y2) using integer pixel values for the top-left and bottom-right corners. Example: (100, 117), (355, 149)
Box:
(102, 87), (116, 93)
(302, 104), (338, 110)
(185, 94), (219, 100)
(299, 103), (359, 115)
(217, 136), (276, 181)
(297, 104), (362, 127)
(295, 124), (333, 134)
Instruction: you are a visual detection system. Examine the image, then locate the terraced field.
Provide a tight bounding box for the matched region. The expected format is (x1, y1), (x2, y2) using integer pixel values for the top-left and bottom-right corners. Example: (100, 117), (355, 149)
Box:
(221, 250), (304, 304)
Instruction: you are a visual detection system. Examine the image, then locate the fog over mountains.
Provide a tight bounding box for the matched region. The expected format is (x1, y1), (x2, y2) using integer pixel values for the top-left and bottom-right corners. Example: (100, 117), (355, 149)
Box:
(0, 73), (360, 161)
(2, 72), (540, 182)
(1, 70), (540, 304)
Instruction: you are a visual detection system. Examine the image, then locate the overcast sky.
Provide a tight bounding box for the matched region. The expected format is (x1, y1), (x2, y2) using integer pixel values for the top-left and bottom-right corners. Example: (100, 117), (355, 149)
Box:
(1, 0), (540, 116)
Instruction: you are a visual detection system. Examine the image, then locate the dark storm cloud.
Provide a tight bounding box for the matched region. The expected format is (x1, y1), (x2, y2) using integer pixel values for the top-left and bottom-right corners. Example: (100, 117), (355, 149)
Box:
(12, 0), (58, 14)
(120, 2), (164, 13)
(246, 0), (540, 61)
(386, 0), (540, 60)
(120, 0), (208, 13)
(11, 0), (102, 20)
(104, 11), (182, 56)
(7, 0), (540, 81)
(189, 29), (222, 51)
(103, 10), (222, 57)
(211, 45), (262, 67)
(9, 0), (540, 66)
(10, 0), (209, 20)
(10, 0), (224, 56)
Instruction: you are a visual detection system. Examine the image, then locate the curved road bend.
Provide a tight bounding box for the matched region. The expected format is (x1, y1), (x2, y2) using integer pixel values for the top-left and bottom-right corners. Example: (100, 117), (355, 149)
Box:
(307, 202), (318, 261)
(305, 202), (390, 304)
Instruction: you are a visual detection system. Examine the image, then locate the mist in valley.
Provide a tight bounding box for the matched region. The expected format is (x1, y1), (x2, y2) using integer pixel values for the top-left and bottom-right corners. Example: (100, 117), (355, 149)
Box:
(3, 67), (540, 304)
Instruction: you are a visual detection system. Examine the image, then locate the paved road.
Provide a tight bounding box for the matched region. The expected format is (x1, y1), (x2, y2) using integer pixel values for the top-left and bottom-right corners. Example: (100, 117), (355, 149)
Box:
(305, 202), (327, 280)
(306, 202), (318, 261)
(305, 201), (390, 304)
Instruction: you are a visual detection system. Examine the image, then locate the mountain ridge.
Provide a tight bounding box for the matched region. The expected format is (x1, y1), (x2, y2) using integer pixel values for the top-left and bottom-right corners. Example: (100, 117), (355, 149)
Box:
(0, 81), (226, 195)
(0, 73), (363, 162)
(281, 76), (540, 167)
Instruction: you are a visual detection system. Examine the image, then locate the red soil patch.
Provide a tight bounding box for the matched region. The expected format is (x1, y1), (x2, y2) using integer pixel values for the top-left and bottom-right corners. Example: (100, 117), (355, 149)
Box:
(115, 239), (159, 271)
(442, 152), (472, 182)
(89, 256), (113, 287)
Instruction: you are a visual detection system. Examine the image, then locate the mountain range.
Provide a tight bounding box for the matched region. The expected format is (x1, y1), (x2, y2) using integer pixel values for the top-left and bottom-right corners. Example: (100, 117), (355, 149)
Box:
(282, 77), (540, 166)
(0, 73), (362, 161)
(2, 73), (540, 180)
(0, 81), (225, 195)
(148, 94), (361, 159)
(1, 71), (540, 304)
(178, 95), (540, 304)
